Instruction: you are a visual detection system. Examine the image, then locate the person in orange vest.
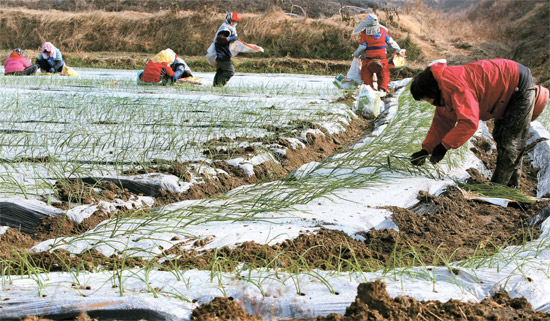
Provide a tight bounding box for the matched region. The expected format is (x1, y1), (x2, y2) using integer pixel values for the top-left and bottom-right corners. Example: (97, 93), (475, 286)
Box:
(409, 58), (549, 188)
(353, 14), (404, 92)
(4, 48), (38, 75)
(213, 12), (242, 87)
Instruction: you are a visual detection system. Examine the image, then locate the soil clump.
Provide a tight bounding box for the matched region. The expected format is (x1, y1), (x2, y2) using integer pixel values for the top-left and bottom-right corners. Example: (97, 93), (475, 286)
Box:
(307, 280), (550, 321)
(191, 297), (262, 321)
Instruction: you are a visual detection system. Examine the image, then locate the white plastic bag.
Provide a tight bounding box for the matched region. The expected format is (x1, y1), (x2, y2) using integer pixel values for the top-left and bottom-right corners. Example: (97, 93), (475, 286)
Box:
(205, 43), (217, 67)
(346, 57), (363, 84)
(357, 84), (384, 118)
(230, 40), (264, 56)
(206, 40), (264, 67)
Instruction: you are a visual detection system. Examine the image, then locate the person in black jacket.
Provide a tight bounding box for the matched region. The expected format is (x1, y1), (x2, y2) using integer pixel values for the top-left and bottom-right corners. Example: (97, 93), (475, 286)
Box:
(213, 12), (242, 87)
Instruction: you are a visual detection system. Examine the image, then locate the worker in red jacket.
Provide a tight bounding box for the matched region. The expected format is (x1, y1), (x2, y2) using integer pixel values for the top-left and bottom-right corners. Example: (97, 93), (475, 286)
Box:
(409, 59), (547, 188)
(4, 48), (38, 75)
(353, 14), (404, 92)
(141, 49), (177, 84)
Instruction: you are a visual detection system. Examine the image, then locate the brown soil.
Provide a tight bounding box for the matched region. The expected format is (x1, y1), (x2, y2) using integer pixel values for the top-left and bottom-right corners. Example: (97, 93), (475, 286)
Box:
(306, 280), (550, 321)
(54, 179), (134, 206)
(191, 297), (262, 321)
(0, 115), (372, 260)
(379, 186), (545, 264)
(152, 116), (373, 206)
(3, 116), (548, 273)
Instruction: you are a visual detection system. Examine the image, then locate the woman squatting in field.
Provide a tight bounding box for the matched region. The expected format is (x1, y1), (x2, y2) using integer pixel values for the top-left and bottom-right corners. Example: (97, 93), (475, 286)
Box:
(36, 42), (65, 73)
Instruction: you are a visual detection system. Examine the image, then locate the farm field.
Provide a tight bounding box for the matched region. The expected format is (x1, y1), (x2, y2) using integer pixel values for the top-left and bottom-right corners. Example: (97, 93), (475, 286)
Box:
(0, 67), (550, 320)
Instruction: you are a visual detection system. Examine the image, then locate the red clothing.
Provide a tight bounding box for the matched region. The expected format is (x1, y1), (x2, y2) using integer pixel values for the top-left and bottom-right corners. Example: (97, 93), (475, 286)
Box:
(141, 59), (175, 83)
(361, 58), (390, 91)
(422, 59), (519, 152)
(4, 52), (31, 74)
(360, 28), (389, 58)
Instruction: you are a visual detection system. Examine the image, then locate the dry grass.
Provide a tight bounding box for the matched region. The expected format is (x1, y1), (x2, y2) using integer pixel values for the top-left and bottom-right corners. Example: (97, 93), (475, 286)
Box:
(0, 6), (493, 64)
(0, 1), (547, 84)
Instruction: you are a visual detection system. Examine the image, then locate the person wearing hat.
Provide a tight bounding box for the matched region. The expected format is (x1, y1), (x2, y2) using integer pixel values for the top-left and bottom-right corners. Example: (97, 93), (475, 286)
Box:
(409, 58), (549, 188)
(4, 48), (38, 75)
(353, 13), (404, 92)
(36, 42), (65, 73)
(212, 11), (242, 87)
(140, 48), (178, 84)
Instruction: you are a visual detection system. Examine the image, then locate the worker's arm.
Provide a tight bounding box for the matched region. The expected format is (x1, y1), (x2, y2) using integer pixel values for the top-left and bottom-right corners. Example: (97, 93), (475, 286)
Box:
(353, 43), (367, 58)
(165, 65), (175, 77)
(215, 31), (237, 45)
(385, 34), (401, 52)
(422, 107), (457, 153)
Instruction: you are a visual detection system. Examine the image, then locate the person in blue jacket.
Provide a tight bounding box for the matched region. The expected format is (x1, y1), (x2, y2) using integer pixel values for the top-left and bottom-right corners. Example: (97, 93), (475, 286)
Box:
(36, 42), (64, 73)
(169, 56), (193, 83)
(213, 12), (242, 87)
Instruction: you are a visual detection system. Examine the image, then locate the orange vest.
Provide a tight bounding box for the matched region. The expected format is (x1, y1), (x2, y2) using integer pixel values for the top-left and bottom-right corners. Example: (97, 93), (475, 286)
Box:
(360, 28), (388, 59)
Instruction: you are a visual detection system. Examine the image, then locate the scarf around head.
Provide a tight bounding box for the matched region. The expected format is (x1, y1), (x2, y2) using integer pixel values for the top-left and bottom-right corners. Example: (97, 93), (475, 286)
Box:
(41, 42), (57, 59)
(152, 49), (176, 64)
(9, 50), (23, 59)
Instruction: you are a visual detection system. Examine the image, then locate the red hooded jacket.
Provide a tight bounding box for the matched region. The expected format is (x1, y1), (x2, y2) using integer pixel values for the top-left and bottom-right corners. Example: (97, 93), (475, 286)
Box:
(422, 59), (519, 152)
(4, 51), (31, 74)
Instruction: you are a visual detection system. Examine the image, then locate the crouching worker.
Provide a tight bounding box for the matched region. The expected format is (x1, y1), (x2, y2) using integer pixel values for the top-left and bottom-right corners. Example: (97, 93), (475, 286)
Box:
(36, 42), (64, 73)
(4, 48), (38, 75)
(352, 13), (404, 93)
(409, 58), (549, 188)
(170, 55), (193, 82)
(140, 48), (180, 85)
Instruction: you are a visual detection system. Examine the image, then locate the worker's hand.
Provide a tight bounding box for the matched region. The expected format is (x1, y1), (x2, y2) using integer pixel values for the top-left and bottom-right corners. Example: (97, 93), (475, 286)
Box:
(430, 143), (447, 164)
(398, 49), (406, 56)
(47, 57), (55, 66)
(171, 75), (178, 83)
(49, 67), (55, 73)
(228, 36), (238, 42)
(410, 149), (429, 166)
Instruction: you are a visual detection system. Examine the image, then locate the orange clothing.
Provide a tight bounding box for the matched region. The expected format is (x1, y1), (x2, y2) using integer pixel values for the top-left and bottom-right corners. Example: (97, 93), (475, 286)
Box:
(359, 28), (389, 59)
(141, 60), (175, 83)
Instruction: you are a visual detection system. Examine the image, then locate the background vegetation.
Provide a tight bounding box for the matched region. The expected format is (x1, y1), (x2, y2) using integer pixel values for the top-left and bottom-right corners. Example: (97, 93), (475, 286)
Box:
(0, 0), (548, 85)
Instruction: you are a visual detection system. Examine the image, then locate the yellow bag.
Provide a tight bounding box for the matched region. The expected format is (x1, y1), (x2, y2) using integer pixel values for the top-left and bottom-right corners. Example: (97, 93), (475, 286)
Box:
(61, 65), (79, 77)
(391, 51), (406, 68)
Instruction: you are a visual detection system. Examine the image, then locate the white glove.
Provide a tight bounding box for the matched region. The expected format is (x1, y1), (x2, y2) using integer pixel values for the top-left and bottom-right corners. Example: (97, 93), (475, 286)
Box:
(398, 49), (406, 56)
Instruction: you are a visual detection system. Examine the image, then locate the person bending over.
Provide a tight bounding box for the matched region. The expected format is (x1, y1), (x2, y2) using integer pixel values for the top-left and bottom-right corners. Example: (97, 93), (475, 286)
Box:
(409, 59), (549, 188)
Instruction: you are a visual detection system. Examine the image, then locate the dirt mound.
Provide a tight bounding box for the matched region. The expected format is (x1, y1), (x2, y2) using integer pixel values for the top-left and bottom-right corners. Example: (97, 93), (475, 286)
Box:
(382, 186), (545, 263)
(308, 279), (550, 320)
(191, 297), (262, 321)
(154, 116), (372, 206)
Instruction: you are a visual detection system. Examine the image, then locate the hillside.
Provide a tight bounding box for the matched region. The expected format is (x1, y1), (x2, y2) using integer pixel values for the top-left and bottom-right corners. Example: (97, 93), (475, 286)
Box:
(0, 5), (493, 64)
(0, 0), (479, 17)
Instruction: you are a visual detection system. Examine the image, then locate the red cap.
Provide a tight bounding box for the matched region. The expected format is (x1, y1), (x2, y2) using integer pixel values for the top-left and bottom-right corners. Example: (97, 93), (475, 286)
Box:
(230, 12), (242, 22)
